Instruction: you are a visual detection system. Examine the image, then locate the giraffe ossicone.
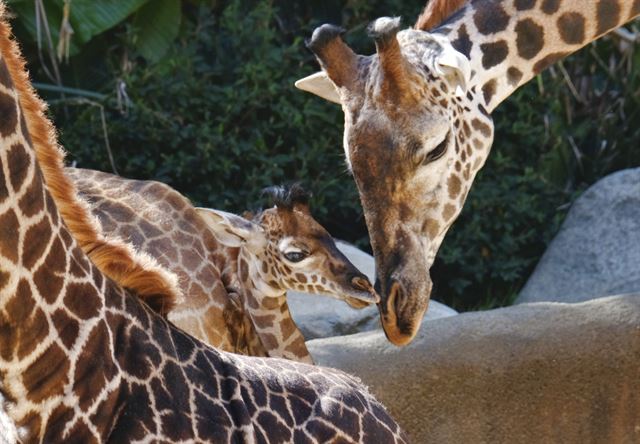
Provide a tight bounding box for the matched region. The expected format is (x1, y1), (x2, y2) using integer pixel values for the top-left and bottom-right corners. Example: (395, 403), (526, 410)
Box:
(0, 3), (407, 441)
(297, 0), (640, 346)
(69, 168), (377, 364)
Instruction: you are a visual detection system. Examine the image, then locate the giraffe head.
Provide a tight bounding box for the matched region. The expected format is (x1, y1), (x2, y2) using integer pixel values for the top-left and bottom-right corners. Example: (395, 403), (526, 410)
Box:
(296, 18), (494, 345)
(196, 184), (378, 308)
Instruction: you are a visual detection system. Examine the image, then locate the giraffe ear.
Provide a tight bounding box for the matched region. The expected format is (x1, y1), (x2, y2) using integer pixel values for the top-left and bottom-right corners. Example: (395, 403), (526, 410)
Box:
(196, 208), (267, 252)
(422, 35), (470, 97)
(294, 71), (342, 104)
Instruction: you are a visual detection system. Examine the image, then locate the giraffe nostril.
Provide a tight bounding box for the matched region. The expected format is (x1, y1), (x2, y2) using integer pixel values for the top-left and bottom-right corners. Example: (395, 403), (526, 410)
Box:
(350, 275), (371, 292)
(389, 280), (406, 314)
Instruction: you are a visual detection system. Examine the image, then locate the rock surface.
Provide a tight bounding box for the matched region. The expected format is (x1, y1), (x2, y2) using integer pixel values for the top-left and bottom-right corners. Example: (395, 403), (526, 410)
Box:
(0, 402), (16, 444)
(517, 168), (640, 304)
(308, 294), (640, 443)
(287, 241), (457, 339)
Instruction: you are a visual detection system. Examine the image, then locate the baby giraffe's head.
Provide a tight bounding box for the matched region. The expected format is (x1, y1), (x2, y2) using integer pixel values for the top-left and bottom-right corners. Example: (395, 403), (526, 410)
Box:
(196, 184), (378, 308)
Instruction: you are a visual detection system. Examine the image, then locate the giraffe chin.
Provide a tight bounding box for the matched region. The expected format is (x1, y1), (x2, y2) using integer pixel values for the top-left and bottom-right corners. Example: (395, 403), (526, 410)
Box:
(343, 290), (379, 309)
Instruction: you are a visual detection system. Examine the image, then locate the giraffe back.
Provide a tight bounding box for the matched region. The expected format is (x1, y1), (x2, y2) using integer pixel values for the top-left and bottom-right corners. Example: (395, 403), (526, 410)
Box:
(66, 167), (265, 356)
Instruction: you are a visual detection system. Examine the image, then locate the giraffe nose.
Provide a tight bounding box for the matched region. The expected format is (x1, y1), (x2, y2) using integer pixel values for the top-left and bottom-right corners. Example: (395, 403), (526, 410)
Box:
(348, 273), (380, 303)
(389, 279), (406, 314)
(380, 279), (415, 346)
(350, 273), (371, 291)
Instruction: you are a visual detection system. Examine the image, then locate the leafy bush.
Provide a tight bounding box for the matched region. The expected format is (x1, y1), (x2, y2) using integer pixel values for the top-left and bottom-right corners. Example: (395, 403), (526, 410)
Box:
(15, 1), (640, 310)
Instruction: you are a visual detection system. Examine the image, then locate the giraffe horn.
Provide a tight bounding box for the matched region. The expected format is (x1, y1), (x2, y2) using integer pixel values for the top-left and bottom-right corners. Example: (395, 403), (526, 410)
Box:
(368, 17), (411, 100)
(306, 24), (360, 92)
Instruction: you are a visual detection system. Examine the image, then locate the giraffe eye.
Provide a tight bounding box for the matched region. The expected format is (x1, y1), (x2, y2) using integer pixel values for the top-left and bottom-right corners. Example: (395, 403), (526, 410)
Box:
(284, 251), (308, 262)
(422, 132), (449, 164)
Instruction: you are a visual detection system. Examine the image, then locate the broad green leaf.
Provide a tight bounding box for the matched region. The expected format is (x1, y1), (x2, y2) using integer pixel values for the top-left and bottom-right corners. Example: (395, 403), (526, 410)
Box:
(7, 0), (150, 55)
(132, 0), (181, 62)
(68, 0), (151, 44)
(8, 1), (64, 48)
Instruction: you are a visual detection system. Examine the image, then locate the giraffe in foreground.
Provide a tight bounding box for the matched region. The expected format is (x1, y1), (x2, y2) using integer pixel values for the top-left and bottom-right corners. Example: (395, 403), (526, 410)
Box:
(295, 0), (640, 345)
(66, 167), (377, 364)
(0, 6), (407, 442)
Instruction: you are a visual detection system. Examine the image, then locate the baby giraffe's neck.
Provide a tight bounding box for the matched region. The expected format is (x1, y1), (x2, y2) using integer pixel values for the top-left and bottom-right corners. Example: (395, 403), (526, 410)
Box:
(237, 249), (313, 363)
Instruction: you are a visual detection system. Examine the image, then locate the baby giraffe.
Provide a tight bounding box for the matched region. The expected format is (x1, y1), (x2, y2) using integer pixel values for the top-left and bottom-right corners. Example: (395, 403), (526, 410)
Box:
(67, 168), (377, 363)
(194, 183), (378, 359)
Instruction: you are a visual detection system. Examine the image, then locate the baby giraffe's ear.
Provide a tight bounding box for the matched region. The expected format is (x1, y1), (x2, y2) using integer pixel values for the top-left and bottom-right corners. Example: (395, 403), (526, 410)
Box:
(196, 208), (267, 253)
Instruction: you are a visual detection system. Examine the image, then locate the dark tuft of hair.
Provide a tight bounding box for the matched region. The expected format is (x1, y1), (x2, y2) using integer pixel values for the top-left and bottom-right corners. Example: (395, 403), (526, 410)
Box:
(261, 183), (311, 210)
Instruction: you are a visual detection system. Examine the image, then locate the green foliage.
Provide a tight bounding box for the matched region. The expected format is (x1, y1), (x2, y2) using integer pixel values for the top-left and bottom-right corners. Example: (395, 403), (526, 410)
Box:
(8, 0), (181, 59)
(17, 1), (640, 311)
(132, 0), (182, 61)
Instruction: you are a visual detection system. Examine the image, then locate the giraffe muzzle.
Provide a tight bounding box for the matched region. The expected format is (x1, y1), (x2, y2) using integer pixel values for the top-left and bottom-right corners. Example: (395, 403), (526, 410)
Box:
(344, 275), (380, 306)
(379, 279), (425, 346)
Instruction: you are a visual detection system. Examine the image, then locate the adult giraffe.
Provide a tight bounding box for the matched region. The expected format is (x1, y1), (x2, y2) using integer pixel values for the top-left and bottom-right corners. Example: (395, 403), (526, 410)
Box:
(296, 0), (640, 345)
(0, 4), (408, 441)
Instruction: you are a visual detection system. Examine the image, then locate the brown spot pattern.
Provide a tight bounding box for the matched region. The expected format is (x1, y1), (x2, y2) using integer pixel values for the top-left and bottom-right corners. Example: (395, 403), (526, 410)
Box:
(442, 204), (456, 222)
(23, 343), (69, 403)
(558, 12), (586, 44)
(515, 19), (544, 59)
(515, 0), (536, 10)
(19, 178), (45, 218)
(0, 90), (17, 138)
(507, 67), (523, 86)
(471, 119), (492, 138)
(452, 24), (472, 58)
(480, 41), (508, 69)
(74, 322), (115, 410)
(540, 0), (560, 14)
(7, 143), (30, 192)
(23, 217), (52, 270)
(447, 175), (461, 199)
(481, 79), (497, 106)
(34, 238), (66, 303)
(0, 209), (20, 263)
(473, 1), (509, 35)
(596, 0), (621, 36)
(52, 309), (80, 350)
(422, 219), (440, 239)
(64, 283), (102, 319)
(0, 58), (13, 88)
(533, 52), (570, 74)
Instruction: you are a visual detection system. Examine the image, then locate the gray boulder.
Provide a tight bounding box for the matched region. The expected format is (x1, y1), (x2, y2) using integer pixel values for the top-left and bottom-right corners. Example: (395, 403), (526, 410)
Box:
(287, 241), (457, 339)
(308, 294), (640, 443)
(517, 168), (640, 304)
(0, 403), (16, 444)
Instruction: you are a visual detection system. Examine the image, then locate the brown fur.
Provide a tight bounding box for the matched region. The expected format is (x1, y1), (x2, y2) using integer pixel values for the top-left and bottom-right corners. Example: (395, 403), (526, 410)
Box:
(415, 0), (469, 30)
(0, 3), (181, 315)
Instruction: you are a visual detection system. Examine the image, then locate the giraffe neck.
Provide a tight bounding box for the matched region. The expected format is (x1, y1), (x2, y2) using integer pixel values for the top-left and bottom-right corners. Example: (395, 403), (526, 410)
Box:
(435, 0), (640, 111)
(0, 48), (126, 439)
(238, 249), (313, 364)
(0, 20), (180, 314)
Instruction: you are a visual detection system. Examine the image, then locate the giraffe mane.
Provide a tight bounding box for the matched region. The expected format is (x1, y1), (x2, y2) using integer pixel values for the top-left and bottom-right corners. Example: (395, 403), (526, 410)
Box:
(0, 3), (182, 316)
(261, 183), (310, 210)
(414, 0), (468, 31)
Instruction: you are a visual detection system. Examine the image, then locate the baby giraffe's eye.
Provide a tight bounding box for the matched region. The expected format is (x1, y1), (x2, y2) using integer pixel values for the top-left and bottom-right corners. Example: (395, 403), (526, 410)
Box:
(284, 251), (308, 263)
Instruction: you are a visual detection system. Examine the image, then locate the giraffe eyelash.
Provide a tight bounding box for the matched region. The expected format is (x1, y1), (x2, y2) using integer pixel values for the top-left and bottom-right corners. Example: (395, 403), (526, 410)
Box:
(421, 131), (449, 165)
